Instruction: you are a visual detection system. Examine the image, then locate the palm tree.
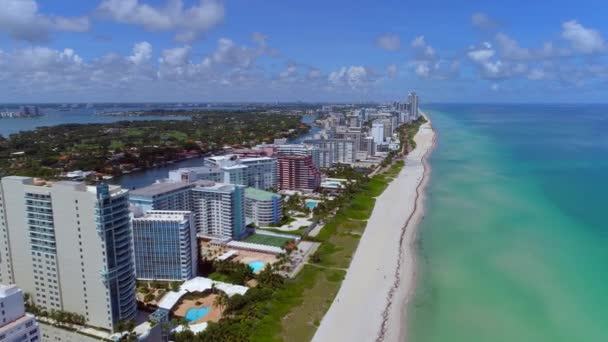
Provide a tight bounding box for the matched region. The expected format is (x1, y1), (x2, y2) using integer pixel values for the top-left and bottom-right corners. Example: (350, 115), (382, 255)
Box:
(213, 292), (229, 314)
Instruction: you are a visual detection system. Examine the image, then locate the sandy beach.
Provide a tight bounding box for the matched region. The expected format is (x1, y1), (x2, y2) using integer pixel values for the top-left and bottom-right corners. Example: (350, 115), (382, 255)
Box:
(312, 115), (436, 342)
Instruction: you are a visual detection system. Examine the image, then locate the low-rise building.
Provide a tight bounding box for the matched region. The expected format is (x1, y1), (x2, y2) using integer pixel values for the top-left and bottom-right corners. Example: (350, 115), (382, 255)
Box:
(0, 284), (40, 342)
(244, 188), (283, 227)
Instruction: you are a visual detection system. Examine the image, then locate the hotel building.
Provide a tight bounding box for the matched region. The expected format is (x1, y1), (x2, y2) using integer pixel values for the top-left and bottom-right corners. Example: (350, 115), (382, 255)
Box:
(244, 188), (283, 227)
(132, 211), (196, 281)
(0, 177), (136, 331)
(0, 284), (40, 342)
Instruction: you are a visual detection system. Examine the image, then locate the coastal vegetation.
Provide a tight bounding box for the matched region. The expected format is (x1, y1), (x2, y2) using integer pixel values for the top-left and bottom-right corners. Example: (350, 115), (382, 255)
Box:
(0, 111), (308, 178)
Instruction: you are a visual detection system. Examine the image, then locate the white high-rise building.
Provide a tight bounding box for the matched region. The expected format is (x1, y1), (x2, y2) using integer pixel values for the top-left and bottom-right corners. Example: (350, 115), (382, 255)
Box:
(372, 122), (385, 144)
(168, 155), (277, 190)
(303, 139), (355, 168)
(0, 177), (136, 331)
(0, 284), (40, 342)
(191, 182), (246, 239)
(132, 211), (197, 281)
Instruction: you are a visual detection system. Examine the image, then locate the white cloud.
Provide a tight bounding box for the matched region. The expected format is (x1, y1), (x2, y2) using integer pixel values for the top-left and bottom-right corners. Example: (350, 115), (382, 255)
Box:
(129, 41), (153, 65)
(328, 66), (375, 89)
(527, 69), (546, 80)
(468, 48), (495, 62)
(279, 63), (298, 80)
(386, 64), (398, 78)
(411, 36), (426, 48)
(495, 33), (530, 59)
(307, 68), (322, 80)
(0, 0), (90, 42)
(561, 20), (605, 54)
(212, 38), (258, 68)
(415, 63), (430, 78)
(471, 12), (497, 30)
(376, 34), (401, 51)
(411, 35), (437, 60)
(159, 46), (190, 66)
(97, 0), (224, 42)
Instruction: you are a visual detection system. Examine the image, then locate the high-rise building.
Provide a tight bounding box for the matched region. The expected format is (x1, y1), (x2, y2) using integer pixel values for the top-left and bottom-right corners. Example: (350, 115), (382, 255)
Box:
(168, 155), (277, 190)
(244, 188), (283, 227)
(130, 181), (195, 213)
(408, 92), (419, 118)
(0, 284), (40, 342)
(277, 155), (321, 192)
(191, 182), (246, 239)
(132, 211), (197, 281)
(129, 180), (247, 240)
(371, 122), (385, 144)
(303, 139), (355, 168)
(0, 177), (136, 331)
(275, 144), (321, 170)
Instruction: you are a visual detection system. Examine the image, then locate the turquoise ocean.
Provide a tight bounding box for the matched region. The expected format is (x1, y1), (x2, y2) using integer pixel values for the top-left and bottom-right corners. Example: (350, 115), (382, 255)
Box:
(408, 104), (608, 342)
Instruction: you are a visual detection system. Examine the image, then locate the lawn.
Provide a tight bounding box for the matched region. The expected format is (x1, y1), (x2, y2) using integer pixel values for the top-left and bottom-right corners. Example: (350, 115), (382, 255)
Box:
(245, 233), (294, 247)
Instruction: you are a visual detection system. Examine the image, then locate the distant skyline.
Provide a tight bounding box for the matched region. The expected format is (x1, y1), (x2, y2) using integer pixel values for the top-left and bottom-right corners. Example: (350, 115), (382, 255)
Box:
(1, 0), (608, 103)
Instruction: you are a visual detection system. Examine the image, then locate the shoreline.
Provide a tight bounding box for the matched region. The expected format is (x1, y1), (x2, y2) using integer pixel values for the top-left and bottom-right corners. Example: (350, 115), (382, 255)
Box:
(312, 115), (436, 342)
(390, 114), (437, 342)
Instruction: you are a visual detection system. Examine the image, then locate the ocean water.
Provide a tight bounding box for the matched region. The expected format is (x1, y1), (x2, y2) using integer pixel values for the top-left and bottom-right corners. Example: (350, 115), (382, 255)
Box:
(408, 104), (608, 342)
(0, 108), (190, 137)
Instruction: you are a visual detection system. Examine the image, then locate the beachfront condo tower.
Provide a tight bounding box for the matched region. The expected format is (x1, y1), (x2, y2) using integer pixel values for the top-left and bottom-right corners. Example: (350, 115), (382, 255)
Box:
(191, 182), (246, 239)
(132, 211), (197, 281)
(0, 177), (137, 331)
(277, 155), (322, 192)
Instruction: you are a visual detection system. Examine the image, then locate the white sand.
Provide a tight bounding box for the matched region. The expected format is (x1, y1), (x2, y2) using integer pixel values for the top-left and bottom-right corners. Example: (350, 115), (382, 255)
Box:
(312, 117), (436, 342)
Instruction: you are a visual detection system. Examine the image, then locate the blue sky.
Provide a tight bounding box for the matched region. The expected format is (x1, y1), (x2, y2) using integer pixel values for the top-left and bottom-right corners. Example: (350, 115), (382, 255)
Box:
(1, 0), (608, 103)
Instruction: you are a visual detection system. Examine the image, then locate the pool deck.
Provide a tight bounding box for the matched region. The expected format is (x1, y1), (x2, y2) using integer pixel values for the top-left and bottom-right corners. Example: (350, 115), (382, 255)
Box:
(173, 295), (222, 324)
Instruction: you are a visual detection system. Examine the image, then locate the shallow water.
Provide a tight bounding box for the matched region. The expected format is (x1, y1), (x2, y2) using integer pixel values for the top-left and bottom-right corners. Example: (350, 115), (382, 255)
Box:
(408, 104), (608, 342)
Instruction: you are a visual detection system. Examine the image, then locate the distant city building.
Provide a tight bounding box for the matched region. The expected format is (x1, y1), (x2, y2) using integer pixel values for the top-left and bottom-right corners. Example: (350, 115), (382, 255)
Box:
(277, 155), (321, 192)
(191, 182), (246, 239)
(132, 211), (197, 281)
(0, 177), (136, 331)
(244, 188), (283, 227)
(408, 92), (419, 118)
(0, 284), (40, 342)
(168, 155), (277, 190)
(371, 122), (385, 144)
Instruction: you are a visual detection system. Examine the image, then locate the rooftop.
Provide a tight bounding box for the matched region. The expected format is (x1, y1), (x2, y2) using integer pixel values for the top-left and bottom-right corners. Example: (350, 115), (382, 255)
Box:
(130, 181), (195, 198)
(133, 210), (191, 222)
(245, 187), (280, 201)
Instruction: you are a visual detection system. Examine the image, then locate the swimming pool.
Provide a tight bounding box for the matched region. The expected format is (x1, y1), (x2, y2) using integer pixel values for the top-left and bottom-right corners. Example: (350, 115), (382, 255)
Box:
(248, 261), (265, 273)
(185, 306), (210, 322)
(305, 200), (319, 209)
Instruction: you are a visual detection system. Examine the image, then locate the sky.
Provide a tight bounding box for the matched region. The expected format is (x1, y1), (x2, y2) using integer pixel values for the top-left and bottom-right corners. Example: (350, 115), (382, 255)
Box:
(1, 0), (608, 103)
